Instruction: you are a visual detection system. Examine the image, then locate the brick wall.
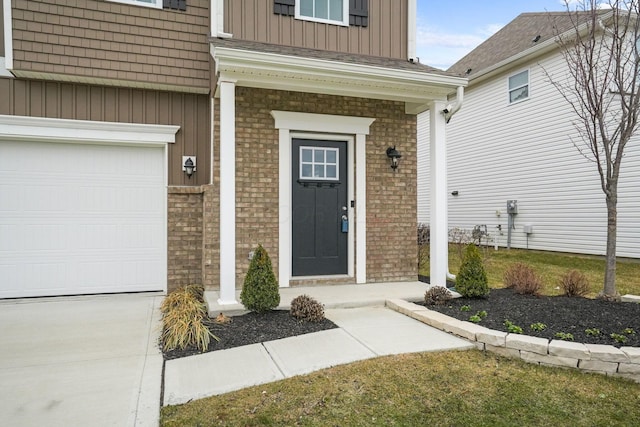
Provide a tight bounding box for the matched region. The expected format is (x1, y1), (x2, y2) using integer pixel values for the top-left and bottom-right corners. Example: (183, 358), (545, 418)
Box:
(201, 182), (220, 291)
(167, 187), (204, 293)
(221, 87), (417, 288)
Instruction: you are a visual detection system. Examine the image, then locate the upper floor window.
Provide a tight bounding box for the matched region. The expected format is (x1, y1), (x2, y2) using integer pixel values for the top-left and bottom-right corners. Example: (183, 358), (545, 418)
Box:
(275, 0), (368, 27)
(296, 0), (349, 26)
(107, 0), (162, 9)
(508, 70), (529, 104)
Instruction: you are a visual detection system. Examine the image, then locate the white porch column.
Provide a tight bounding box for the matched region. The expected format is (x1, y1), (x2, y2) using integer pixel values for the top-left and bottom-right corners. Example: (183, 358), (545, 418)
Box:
(355, 133), (367, 284)
(277, 126), (292, 288)
(218, 79), (237, 304)
(429, 101), (448, 287)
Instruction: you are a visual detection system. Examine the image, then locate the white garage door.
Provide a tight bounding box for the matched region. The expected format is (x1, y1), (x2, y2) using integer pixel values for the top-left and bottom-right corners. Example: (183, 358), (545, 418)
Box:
(0, 140), (166, 298)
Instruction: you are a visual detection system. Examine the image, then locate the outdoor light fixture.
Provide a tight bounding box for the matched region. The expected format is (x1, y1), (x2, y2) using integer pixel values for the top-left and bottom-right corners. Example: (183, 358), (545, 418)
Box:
(386, 146), (402, 171)
(182, 156), (196, 179)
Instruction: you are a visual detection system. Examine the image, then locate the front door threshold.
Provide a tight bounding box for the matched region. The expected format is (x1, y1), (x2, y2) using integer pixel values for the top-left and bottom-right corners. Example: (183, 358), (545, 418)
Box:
(288, 275), (355, 287)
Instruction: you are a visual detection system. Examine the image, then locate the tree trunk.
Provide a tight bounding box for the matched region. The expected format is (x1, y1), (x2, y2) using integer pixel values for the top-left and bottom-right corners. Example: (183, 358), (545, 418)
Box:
(600, 194), (621, 301)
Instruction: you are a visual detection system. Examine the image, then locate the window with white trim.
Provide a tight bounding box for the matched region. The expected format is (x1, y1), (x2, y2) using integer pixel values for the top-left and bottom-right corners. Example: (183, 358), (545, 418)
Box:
(296, 0), (349, 26)
(300, 147), (339, 180)
(508, 70), (529, 104)
(107, 0), (163, 9)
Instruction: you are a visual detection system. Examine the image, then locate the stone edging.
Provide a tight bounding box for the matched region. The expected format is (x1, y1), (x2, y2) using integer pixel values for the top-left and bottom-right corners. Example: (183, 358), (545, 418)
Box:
(386, 299), (640, 383)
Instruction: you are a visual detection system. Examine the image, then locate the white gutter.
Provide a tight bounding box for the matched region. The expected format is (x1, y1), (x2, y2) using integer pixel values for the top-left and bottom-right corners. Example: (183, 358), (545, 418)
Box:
(442, 86), (464, 123)
(443, 85), (464, 282)
(3, 0), (13, 73)
(407, 0), (417, 62)
(210, 0), (232, 38)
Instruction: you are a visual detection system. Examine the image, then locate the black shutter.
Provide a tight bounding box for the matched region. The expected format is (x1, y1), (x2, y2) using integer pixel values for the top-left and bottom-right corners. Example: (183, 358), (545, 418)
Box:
(349, 0), (368, 27)
(163, 0), (186, 11)
(274, 0), (295, 16)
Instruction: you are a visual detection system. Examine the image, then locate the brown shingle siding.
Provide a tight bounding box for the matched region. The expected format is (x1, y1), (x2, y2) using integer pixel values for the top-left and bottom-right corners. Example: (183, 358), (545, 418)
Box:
(11, 0), (210, 92)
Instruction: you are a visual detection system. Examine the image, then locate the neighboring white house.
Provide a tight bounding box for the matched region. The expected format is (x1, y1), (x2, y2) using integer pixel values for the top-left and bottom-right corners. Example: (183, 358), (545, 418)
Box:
(418, 11), (640, 258)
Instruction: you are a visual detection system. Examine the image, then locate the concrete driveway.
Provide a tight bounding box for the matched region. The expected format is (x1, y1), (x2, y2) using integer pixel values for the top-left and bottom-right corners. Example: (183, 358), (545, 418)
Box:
(0, 293), (163, 427)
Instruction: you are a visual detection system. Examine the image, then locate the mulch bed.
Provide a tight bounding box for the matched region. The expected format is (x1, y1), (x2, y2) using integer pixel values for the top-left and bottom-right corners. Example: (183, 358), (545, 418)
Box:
(425, 288), (640, 348)
(162, 310), (338, 360)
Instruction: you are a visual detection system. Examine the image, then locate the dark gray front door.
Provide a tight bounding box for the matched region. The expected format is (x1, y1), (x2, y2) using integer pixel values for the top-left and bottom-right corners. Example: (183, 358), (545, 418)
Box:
(292, 139), (348, 276)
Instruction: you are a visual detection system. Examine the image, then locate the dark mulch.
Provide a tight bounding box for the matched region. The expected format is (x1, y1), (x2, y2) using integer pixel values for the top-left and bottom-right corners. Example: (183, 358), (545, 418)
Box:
(162, 310), (338, 360)
(425, 288), (640, 348)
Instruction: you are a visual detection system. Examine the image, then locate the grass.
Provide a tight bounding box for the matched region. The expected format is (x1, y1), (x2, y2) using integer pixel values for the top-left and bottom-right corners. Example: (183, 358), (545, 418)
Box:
(161, 350), (640, 426)
(421, 245), (640, 297)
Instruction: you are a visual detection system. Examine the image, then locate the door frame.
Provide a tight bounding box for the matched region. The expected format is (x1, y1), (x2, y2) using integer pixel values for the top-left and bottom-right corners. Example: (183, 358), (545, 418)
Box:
(291, 135), (353, 277)
(271, 111), (375, 287)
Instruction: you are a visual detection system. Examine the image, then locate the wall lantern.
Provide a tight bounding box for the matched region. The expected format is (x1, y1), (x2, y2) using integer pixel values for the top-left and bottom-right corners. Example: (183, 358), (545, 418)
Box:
(182, 156), (196, 179)
(386, 146), (402, 171)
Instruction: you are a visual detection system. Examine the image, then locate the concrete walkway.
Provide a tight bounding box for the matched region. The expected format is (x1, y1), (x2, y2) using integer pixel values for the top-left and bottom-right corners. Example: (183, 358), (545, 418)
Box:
(163, 305), (473, 406)
(0, 293), (163, 427)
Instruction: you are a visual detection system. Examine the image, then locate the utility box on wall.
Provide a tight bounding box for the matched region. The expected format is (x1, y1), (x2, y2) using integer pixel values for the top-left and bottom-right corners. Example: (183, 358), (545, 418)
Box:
(507, 200), (518, 214)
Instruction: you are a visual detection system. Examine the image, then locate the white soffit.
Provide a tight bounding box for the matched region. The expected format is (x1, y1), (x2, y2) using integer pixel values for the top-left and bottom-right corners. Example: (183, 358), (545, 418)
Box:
(0, 115), (180, 146)
(211, 46), (466, 104)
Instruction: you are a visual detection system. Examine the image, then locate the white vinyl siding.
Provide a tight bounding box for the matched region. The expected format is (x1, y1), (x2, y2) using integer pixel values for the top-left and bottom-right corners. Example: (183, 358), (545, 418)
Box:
(417, 50), (640, 258)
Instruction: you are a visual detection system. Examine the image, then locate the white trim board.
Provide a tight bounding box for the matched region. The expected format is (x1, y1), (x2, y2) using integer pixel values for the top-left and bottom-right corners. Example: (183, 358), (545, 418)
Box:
(271, 111), (375, 287)
(0, 115), (180, 146)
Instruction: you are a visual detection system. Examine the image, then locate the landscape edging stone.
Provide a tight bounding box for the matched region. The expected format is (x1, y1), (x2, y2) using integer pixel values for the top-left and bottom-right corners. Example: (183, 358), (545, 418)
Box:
(385, 299), (639, 383)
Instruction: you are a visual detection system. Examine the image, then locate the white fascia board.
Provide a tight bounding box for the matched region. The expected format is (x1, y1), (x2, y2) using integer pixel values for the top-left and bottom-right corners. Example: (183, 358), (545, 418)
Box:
(213, 46), (467, 88)
(0, 115), (180, 145)
(3, 0), (13, 70)
(211, 46), (466, 103)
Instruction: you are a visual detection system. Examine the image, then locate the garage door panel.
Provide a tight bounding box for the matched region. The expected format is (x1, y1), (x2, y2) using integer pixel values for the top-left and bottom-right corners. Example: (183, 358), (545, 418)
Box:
(0, 140), (166, 298)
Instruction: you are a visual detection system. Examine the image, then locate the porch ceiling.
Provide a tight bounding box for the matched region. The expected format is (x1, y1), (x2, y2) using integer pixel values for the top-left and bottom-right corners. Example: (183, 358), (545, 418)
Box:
(210, 39), (467, 114)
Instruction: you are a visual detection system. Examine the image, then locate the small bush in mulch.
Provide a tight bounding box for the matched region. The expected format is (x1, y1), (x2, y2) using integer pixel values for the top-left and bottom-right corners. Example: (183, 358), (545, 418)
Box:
(240, 244), (280, 313)
(560, 269), (590, 297)
(290, 295), (325, 322)
(160, 285), (218, 352)
(455, 244), (489, 298)
(424, 286), (452, 306)
(504, 262), (543, 295)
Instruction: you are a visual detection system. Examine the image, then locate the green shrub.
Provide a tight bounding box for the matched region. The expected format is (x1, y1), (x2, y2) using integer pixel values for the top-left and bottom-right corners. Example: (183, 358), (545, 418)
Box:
(240, 244), (280, 313)
(424, 286), (453, 305)
(290, 295), (325, 322)
(455, 244), (489, 298)
(559, 270), (590, 297)
(160, 285), (218, 352)
(503, 262), (542, 295)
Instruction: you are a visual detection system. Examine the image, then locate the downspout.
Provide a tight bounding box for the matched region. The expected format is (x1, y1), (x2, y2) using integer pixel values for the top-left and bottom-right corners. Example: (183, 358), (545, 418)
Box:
(442, 86), (465, 281)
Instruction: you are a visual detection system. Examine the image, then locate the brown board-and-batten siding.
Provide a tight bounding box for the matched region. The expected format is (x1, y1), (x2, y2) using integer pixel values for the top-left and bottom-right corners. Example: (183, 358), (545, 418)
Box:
(225, 0), (408, 59)
(0, 78), (210, 186)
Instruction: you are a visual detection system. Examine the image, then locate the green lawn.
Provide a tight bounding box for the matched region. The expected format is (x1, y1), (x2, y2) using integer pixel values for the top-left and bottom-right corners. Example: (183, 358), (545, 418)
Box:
(162, 248), (640, 426)
(421, 245), (640, 297)
(161, 350), (640, 426)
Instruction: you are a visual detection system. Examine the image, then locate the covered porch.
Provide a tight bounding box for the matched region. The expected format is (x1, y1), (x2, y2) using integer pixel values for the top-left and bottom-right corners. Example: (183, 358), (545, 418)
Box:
(210, 38), (467, 304)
